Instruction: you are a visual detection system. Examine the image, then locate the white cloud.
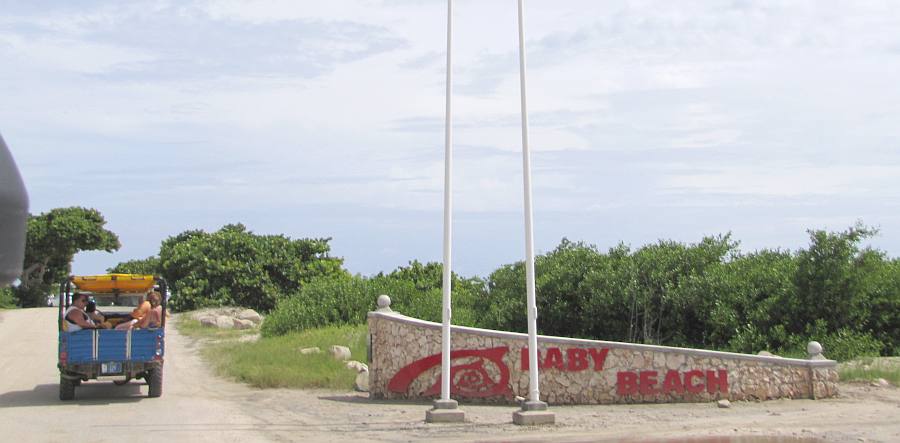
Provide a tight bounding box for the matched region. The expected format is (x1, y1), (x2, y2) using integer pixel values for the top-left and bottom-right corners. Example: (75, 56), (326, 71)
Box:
(0, 33), (156, 74)
(2, 0), (899, 276)
(662, 164), (900, 198)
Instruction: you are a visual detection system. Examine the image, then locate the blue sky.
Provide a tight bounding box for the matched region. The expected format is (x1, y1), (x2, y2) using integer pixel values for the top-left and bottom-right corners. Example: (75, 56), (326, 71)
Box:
(3, 0), (899, 278)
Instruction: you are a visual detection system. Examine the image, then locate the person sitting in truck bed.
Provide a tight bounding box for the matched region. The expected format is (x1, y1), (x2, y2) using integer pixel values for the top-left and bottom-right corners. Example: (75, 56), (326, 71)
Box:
(65, 293), (102, 331)
(130, 292), (153, 320)
(116, 291), (162, 330)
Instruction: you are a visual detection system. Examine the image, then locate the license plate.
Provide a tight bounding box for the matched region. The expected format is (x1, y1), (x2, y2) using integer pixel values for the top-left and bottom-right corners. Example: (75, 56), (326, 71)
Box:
(101, 361), (122, 374)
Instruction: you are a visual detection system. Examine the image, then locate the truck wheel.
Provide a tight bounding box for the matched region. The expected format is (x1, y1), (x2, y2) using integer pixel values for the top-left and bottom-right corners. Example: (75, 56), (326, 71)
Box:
(147, 367), (162, 398)
(60, 377), (76, 401)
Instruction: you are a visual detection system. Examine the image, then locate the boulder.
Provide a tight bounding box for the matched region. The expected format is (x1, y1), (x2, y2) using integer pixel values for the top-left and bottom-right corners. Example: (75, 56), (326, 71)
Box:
(215, 315), (234, 329)
(717, 399), (732, 409)
(233, 318), (255, 330)
(299, 347), (321, 355)
(199, 316), (217, 328)
(354, 369), (369, 392)
(871, 378), (890, 388)
(330, 345), (351, 361)
(237, 309), (262, 324)
(346, 360), (368, 373)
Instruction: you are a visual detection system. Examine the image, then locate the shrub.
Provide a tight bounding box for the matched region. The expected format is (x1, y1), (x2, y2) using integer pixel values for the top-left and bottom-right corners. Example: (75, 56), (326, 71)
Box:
(820, 329), (884, 362)
(13, 283), (49, 308)
(0, 287), (16, 308)
(160, 224), (346, 312)
(261, 268), (480, 337)
(481, 225), (899, 357)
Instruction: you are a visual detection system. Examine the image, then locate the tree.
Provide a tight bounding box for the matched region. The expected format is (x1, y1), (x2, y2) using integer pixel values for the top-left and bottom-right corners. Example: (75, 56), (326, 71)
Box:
(159, 223), (346, 312)
(16, 207), (119, 306)
(794, 223), (878, 333)
(108, 256), (161, 275)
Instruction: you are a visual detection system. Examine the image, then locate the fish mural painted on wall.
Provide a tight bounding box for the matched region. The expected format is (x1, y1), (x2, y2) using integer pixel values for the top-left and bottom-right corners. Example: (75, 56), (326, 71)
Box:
(387, 347), (512, 398)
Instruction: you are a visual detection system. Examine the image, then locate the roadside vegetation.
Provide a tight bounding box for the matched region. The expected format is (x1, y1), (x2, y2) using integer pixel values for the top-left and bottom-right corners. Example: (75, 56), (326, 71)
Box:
(10, 206), (119, 307)
(134, 221), (898, 362)
(176, 317), (255, 341)
(255, 223), (898, 362)
(839, 357), (900, 385)
(0, 287), (16, 309)
(177, 315), (367, 389)
(7, 204), (898, 363)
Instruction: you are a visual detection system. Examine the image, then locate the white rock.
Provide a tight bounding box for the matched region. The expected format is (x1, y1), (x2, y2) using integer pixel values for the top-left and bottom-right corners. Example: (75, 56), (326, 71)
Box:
(346, 360), (368, 373)
(376, 294), (392, 312)
(237, 309), (262, 323)
(330, 345), (351, 361)
(200, 316), (217, 327)
(233, 318), (255, 330)
(299, 347), (321, 355)
(354, 369), (369, 392)
(215, 315), (234, 329)
(807, 341), (823, 357)
(717, 399), (732, 409)
(871, 378), (890, 388)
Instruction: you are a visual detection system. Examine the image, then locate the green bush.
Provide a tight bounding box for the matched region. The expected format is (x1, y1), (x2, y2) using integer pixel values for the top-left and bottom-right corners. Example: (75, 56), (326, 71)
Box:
(160, 224), (346, 312)
(261, 274), (372, 337)
(480, 224), (899, 357)
(13, 283), (49, 308)
(261, 264), (481, 338)
(820, 329), (884, 362)
(0, 287), (16, 308)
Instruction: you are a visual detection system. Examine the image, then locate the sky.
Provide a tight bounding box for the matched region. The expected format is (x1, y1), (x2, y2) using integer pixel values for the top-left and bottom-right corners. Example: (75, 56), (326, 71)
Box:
(3, 0), (900, 279)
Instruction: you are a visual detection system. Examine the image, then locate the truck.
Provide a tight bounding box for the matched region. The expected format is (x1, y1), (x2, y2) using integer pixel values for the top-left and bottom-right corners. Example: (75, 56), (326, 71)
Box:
(57, 273), (168, 400)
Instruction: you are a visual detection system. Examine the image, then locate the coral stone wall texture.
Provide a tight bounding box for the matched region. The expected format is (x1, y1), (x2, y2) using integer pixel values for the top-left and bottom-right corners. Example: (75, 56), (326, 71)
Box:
(368, 311), (838, 405)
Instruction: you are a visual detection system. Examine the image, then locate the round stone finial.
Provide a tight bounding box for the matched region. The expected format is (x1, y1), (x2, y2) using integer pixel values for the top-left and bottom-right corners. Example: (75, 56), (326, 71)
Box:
(807, 341), (823, 356)
(377, 294), (392, 309)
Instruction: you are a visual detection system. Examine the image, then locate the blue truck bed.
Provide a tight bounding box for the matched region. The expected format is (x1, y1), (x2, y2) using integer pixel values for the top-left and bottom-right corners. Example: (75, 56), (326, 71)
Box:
(59, 329), (165, 364)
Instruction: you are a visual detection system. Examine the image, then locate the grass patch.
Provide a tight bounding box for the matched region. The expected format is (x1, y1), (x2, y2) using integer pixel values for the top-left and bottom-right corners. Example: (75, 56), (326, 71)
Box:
(176, 316), (255, 341)
(839, 357), (900, 385)
(184, 319), (368, 390)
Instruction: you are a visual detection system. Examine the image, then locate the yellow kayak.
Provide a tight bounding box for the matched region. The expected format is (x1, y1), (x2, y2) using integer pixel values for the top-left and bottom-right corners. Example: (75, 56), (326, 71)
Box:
(71, 274), (155, 293)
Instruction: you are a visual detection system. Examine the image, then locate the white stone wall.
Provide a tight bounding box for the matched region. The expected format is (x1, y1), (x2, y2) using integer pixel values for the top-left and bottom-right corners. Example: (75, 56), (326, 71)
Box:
(368, 310), (838, 405)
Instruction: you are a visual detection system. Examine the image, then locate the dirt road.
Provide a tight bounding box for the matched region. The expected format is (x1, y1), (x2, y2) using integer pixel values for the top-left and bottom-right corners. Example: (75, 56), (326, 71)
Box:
(1, 308), (898, 443)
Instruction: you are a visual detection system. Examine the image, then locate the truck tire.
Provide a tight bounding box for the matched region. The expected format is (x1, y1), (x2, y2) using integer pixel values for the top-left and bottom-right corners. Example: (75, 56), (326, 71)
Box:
(147, 366), (162, 398)
(60, 376), (76, 401)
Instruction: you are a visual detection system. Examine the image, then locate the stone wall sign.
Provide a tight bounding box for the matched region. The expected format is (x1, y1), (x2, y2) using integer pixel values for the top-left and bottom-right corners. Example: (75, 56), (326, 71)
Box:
(368, 302), (838, 405)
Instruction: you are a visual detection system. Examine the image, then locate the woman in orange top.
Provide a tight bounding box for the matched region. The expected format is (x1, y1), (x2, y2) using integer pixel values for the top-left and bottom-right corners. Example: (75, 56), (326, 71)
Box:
(116, 292), (161, 330)
(131, 294), (152, 320)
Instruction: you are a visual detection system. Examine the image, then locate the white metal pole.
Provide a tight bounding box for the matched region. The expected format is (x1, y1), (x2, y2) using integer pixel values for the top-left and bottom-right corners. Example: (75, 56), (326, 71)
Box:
(516, 0), (540, 404)
(440, 0), (454, 403)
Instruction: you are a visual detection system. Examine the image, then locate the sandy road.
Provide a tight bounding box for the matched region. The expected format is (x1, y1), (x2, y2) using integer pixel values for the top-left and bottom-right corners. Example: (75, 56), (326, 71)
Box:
(2, 308), (899, 443)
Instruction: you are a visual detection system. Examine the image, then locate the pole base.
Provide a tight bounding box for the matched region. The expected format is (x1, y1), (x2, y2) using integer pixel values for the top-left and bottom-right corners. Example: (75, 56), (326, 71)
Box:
(425, 399), (465, 423)
(513, 400), (554, 425)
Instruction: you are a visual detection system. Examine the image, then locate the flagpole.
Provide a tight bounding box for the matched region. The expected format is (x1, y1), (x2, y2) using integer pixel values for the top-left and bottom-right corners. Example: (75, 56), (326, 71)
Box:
(426, 0), (464, 423)
(512, 0), (554, 425)
(440, 0), (454, 404)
